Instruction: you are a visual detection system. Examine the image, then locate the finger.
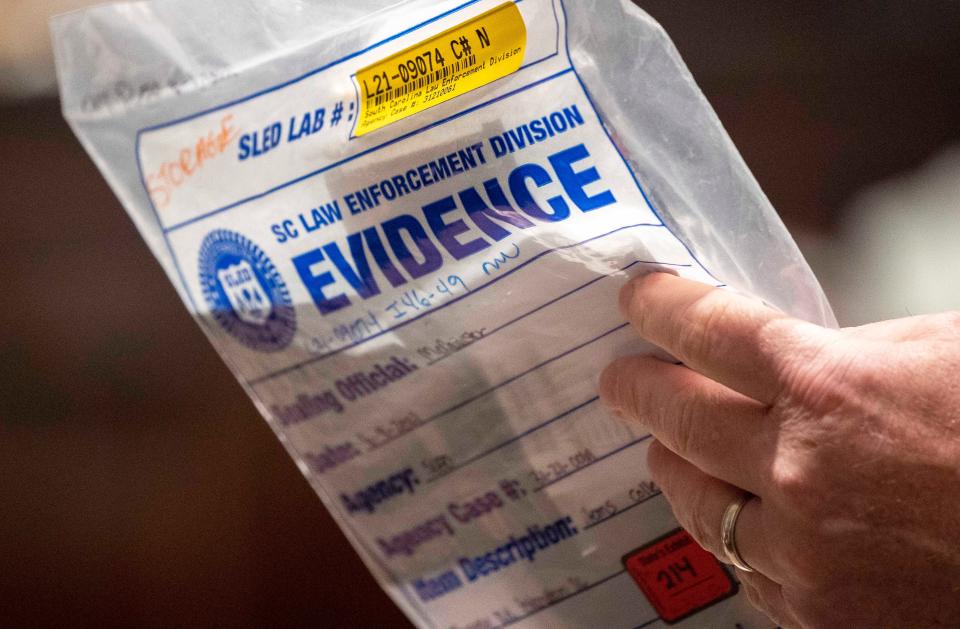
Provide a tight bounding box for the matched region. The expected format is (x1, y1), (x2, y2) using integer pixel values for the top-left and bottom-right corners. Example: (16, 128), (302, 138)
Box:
(647, 440), (785, 584)
(738, 570), (801, 629)
(599, 355), (774, 495)
(619, 273), (834, 404)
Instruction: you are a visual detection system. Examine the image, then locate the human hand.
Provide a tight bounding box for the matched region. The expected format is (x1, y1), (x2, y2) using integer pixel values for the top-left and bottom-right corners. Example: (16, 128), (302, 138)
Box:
(599, 273), (960, 628)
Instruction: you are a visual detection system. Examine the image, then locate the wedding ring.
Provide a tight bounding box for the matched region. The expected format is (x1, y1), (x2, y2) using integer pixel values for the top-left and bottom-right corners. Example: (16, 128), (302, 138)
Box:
(720, 494), (755, 572)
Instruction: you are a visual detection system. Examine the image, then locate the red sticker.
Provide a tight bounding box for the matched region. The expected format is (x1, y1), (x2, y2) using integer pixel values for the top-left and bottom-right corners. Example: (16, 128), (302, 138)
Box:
(622, 528), (737, 624)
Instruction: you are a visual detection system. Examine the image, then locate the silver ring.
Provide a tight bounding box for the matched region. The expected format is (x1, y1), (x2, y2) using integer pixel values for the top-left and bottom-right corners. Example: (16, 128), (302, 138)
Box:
(720, 494), (755, 572)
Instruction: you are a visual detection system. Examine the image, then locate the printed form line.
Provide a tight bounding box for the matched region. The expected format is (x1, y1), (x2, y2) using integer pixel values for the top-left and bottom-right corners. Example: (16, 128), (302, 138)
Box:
(426, 396), (598, 483)
(488, 566), (661, 629)
(121, 0), (727, 626)
(249, 224), (674, 386)
(365, 323), (630, 454)
(423, 258), (691, 372)
(497, 569), (632, 627)
(533, 434), (654, 492)
(583, 490), (663, 531)
(482, 528), (667, 627)
(476, 487), (665, 627)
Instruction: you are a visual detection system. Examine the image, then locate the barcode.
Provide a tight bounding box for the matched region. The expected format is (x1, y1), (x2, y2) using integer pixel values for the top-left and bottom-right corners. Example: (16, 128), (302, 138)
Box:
(368, 55), (478, 107)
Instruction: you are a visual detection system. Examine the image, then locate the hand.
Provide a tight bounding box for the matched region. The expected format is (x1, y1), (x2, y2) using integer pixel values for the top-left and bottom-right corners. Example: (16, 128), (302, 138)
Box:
(599, 273), (960, 628)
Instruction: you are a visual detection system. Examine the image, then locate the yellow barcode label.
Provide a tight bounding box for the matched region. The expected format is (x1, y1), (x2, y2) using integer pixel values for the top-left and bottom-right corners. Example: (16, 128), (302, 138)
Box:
(354, 2), (526, 136)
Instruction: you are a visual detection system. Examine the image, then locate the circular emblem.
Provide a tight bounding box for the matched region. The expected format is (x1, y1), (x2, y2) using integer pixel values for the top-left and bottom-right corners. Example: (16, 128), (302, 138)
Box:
(198, 229), (296, 352)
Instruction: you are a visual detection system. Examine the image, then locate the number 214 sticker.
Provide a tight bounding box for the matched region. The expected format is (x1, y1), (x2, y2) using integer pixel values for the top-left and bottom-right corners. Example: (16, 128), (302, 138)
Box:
(622, 528), (738, 624)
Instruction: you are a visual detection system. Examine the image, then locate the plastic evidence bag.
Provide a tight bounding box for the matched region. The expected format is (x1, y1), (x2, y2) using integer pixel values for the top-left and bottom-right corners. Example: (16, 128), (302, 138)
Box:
(54, 0), (835, 626)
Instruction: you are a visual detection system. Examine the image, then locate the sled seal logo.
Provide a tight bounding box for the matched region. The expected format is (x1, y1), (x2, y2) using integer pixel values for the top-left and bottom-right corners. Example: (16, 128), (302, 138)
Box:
(198, 229), (296, 352)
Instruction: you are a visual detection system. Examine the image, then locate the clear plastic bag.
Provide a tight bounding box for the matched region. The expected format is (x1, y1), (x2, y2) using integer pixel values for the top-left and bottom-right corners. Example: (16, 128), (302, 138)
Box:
(53, 1), (833, 626)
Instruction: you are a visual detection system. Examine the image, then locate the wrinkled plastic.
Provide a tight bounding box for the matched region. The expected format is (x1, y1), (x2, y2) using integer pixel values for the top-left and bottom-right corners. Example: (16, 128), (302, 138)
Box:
(54, 1), (834, 627)
(52, 1), (833, 326)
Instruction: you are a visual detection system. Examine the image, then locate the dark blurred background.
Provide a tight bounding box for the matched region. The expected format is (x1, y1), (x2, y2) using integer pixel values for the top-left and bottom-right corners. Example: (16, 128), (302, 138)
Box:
(2, 2), (959, 627)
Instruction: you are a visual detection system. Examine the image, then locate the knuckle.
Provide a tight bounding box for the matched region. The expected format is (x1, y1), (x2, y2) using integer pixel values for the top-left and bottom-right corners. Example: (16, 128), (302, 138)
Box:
(664, 386), (705, 458)
(615, 386), (648, 426)
(769, 456), (822, 519)
(775, 331), (861, 415)
(625, 375), (655, 422)
(674, 296), (731, 364)
(769, 455), (805, 499)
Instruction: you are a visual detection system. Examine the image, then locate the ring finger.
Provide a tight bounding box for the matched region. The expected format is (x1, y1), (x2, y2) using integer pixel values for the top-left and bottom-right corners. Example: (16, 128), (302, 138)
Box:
(646, 439), (785, 584)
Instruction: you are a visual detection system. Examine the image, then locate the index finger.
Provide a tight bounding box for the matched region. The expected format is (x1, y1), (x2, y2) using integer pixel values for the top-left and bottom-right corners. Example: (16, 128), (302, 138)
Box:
(619, 273), (831, 404)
